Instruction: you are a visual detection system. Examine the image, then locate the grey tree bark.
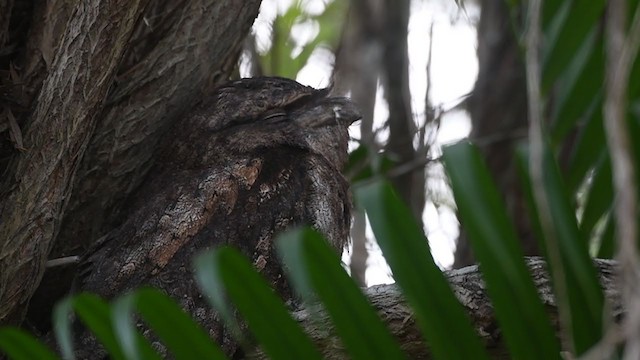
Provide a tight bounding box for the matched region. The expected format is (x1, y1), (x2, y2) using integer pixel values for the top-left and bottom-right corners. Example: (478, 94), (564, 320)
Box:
(251, 257), (620, 360)
(0, 0), (261, 326)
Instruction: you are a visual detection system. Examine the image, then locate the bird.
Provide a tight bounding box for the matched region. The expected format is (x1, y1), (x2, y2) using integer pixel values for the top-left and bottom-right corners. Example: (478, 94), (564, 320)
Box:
(72, 77), (360, 357)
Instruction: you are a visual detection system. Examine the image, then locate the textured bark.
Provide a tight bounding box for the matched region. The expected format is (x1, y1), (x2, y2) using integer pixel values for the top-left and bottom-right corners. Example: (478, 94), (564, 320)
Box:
(58, 0), (262, 254)
(0, 0), (262, 327)
(454, 0), (534, 268)
(24, 0), (262, 330)
(19, 0), (74, 106)
(0, 0), (149, 325)
(249, 257), (620, 360)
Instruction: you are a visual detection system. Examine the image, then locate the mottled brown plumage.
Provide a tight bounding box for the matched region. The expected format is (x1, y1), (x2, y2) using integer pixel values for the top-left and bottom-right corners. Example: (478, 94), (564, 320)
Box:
(73, 77), (360, 357)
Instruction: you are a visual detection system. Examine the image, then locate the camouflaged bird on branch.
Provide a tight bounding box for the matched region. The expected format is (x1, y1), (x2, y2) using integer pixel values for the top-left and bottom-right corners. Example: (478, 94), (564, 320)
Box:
(73, 77), (360, 358)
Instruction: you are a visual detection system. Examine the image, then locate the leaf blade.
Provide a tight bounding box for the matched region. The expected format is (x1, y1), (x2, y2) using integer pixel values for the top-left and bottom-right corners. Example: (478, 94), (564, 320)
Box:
(195, 248), (323, 360)
(277, 228), (407, 360)
(443, 141), (561, 360)
(355, 180), (489, 360)
(113, 288), (227, 360)
(517, 144), (605, 355)
(0, 328), (59, 360)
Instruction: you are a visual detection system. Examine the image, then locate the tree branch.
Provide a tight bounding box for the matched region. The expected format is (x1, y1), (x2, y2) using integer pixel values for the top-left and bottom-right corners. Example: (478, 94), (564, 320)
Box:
(23, 0), (262, 330)
(0, 0), (150, 325)
(251, 257), (621, 360)
(57, 0), (262, 258)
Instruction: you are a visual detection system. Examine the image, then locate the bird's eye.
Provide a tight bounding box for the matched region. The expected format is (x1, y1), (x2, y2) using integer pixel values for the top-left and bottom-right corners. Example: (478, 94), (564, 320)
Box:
(260, 109), (287, 123)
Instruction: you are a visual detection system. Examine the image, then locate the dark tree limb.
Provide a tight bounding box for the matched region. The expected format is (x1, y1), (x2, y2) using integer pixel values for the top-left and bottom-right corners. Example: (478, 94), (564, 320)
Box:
(251, 258), (620, 360)
(55, 0), (261, 270)
(380, 0), (425, 227)
(0, 0), (152, 325)
(21, 0), (262, 330)
(19, 0), (74, 104)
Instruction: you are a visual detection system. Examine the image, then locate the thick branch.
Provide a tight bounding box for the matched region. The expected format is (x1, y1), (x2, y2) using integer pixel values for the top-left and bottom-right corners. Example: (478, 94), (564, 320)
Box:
(252, 258), (620, 360)
(380, 0), (424, 225)
(23, 1), (261, 331)
(56, 0), (261, 258)
(0, 0), (149, 324)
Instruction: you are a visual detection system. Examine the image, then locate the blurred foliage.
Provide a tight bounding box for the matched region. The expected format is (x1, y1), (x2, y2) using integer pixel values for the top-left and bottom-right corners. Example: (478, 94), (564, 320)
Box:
(2, 0), (640, 359)
(258, 0), (347, 78)
(344, 145), (397, 183)
(540, 0), (640, 259)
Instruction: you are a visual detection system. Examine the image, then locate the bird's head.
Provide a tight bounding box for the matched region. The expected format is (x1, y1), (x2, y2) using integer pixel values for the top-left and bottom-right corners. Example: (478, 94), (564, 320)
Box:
(165, 77), (361, 170)
(288, 94), (361, 168)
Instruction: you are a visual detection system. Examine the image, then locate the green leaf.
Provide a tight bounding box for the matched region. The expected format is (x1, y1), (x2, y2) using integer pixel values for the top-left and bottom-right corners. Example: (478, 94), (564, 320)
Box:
(629, 105), (640, 174)
(277, 228), (407, 360)
(345, 145), (396, 183)
(53, 293), (130, 360)
(110, 296), (143, 360)
(53, 293), (160, 360)
(542, 0), (568, 33)
(443, 142), (561, 360)
(0, 328), (59, 360)
(597, 215), (615, 259)
(52, 297), (76, 360)
(312, 0), (347, 48)
(193, 249), (242, 343)
(579, 156), (612, 239)
(542, 1), (605, 91)
(111, 288), (226, 360)
(76, 294), (133, 360)
(258, 1), (346, 78)
(355, 180), (489, 360)
(109, 296), (170, 360)
(566, 101), (605, 192)
(517, 144), (604, 355)
(195, 247), (323, 360)
(345, 145), (373, 181)
(550, 30), (603, 143)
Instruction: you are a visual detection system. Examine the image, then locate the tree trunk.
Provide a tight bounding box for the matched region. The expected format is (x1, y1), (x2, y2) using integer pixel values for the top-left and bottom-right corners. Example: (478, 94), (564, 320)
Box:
(333, 0), (383, 286)
(381, 0), (426, 228)
(454, 0), (536, 268)
(0, 0), (261, 327)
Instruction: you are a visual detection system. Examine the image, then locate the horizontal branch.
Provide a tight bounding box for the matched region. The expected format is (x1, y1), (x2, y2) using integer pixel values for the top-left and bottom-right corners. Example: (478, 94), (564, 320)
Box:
(253, 257), (620, 360)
